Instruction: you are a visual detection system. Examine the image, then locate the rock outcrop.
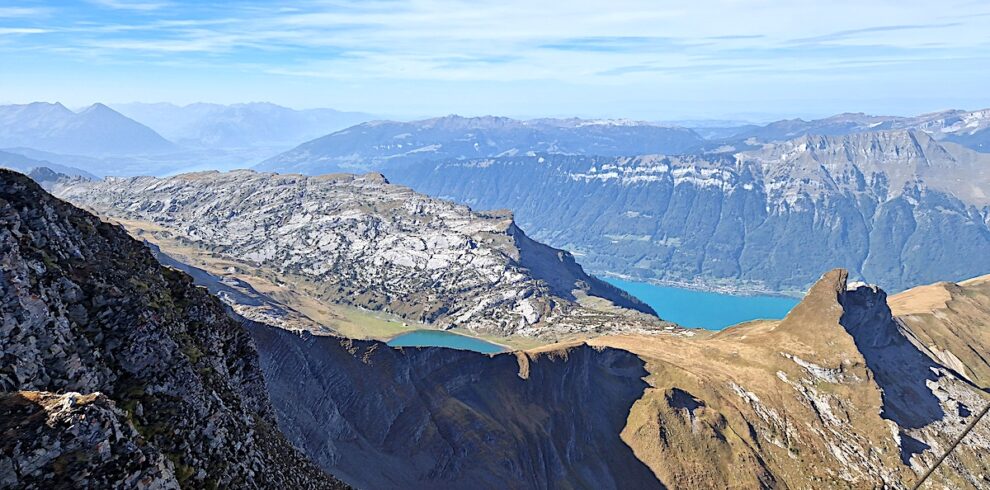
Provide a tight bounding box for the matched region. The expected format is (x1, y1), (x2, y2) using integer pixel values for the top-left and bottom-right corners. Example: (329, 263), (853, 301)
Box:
(0, 169), (344, 488)
(0, 391), (177, 489)
(53, 170), (662, 338)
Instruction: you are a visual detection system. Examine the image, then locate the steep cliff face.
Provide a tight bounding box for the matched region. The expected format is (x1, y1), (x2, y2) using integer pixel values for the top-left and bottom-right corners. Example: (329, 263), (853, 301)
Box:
(53, 170), (662, 338)
(244, 323), (660, 489)
(388, 130), (990, 293)
(0, 169), (343, 488)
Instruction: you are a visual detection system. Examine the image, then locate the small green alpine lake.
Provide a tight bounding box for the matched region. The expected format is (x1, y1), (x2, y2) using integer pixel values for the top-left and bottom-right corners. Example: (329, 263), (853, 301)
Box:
(387, 329), (507, 354)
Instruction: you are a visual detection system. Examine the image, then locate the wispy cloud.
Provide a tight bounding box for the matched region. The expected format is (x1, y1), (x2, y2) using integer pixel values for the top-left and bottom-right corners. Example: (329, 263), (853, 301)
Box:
(0, 28), (49, 36)
(540, 36), (693, 53)
(88, 0), (171, 12)
(791, 22), (964, 44)
(0, 7), (49, 18)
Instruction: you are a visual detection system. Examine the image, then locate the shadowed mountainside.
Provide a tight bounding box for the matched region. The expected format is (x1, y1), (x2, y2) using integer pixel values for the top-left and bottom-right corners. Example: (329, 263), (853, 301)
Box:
(246, 324), (661, 489)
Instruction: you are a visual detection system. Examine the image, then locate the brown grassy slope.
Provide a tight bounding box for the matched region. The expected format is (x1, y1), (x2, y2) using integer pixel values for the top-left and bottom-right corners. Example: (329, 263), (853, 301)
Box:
(580, 269), (990, 489)
(890, 274), (990, 386)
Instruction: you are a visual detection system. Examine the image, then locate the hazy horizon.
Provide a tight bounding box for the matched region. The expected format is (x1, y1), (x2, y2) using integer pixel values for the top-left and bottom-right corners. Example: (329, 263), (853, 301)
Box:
(2, 1), (989, 121)
(2, 98), (989, 126)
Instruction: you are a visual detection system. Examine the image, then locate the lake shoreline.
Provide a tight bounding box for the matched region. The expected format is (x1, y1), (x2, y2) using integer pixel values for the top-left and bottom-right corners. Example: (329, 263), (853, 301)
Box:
(386, 329), (511, 354)
(595, 270), (808, 299)
(603, 277), (800, 330)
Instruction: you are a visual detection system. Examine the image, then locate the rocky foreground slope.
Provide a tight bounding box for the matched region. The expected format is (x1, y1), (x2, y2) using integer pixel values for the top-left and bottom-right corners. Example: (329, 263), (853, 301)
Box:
(390, 129), (990, 293)
(53, 170), (661, 338)
(0, 169), (345, 488)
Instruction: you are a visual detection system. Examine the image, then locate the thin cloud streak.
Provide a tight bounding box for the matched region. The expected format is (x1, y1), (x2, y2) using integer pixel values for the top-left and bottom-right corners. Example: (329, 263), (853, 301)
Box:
(790, 22), (964, 44)
(88, 0), (172, 11)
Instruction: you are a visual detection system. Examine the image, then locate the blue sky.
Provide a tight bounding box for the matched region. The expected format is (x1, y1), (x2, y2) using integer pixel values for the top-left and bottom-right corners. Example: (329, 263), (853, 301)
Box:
(1, 0), (989, 120)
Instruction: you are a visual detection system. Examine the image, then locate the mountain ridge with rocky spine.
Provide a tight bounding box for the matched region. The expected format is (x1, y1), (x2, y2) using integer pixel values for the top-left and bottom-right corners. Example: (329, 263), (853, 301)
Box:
(589, 269), (990, 488)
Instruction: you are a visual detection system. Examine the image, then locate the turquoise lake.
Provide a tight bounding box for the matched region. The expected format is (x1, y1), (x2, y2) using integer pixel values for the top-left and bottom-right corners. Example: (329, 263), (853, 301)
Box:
(604, 278), (800, 330)
(387, 330), (506, 354)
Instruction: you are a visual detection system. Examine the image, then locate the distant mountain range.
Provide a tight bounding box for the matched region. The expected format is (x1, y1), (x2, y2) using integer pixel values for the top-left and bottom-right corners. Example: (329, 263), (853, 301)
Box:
(112, 102), (375, 149)
(0, 102), (175, 156)
(259, 108), (990, 176)
(6, 101), (990, 293)
(0, 101), (376, 177)
(251, 109), (990, 294)
(256, 115), (707, 174)
(6, 101), (988, 179)
(0, 149), (95, 179)
(722, 109), (990, 151)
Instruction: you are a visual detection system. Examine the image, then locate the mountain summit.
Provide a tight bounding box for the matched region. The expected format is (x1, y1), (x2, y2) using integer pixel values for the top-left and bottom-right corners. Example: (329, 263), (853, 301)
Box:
(0, 102), (175, 156)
